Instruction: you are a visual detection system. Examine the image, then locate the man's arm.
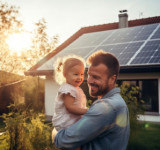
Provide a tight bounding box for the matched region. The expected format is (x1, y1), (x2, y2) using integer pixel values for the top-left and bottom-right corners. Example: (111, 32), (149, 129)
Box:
(54, 101), (114, 149)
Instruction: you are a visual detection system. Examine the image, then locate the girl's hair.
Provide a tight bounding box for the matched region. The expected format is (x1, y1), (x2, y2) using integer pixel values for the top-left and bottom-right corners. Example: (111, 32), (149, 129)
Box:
(54, 55), (85, 85)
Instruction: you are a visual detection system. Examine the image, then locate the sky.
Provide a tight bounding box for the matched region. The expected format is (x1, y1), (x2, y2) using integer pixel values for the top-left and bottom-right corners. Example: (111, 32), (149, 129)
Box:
(2, 0), (160, 45)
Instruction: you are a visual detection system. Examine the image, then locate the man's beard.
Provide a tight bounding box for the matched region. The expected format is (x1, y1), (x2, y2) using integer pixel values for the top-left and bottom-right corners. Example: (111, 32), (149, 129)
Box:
(89, 82), (109, 98)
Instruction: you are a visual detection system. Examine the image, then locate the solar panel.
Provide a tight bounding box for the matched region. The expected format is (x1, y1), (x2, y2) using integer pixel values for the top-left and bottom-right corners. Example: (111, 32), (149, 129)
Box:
(131, 40), (160, 64)
(102, 24), (158, 44)
(57, 46), (95, 58)
(46, 22), (160, 70)
(93, 42), (143, 65)
(66, 30), (114, 49)
(151, 26), (160, 39)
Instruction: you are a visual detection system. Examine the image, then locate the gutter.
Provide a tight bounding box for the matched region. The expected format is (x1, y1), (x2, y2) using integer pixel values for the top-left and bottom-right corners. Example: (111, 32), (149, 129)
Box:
(120, 64), (160, 73)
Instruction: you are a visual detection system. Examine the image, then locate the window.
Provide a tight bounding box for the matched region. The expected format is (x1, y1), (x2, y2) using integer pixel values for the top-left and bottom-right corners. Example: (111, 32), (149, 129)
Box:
(117, 79), (158, 112)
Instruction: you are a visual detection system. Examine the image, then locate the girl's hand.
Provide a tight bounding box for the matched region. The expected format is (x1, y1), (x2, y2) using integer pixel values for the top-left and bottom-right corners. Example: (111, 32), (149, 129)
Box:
(52, 128), (58, 143)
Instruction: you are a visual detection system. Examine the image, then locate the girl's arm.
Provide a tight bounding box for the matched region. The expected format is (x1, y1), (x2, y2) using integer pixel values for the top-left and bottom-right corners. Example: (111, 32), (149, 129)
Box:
(63, 93), (88, 115)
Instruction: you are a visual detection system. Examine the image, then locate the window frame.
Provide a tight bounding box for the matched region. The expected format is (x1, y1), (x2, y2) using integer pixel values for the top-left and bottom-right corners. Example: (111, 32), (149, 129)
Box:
(117, 79), (159, 113)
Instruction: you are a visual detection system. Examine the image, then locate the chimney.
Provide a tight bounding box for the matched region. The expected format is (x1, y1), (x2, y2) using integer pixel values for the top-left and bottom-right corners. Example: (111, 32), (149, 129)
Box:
(118, 10), (128, 28)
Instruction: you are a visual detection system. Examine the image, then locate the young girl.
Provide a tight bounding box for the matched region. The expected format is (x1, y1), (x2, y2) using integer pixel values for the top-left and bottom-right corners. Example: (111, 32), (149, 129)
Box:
(52, 55), (88, 149)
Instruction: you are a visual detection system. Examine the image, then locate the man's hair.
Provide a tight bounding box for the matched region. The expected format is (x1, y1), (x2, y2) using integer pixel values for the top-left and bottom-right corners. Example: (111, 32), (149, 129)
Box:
(87, 50), (120, 78)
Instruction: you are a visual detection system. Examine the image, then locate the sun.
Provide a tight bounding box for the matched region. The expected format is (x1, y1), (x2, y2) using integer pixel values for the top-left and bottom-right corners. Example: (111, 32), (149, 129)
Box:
(6, 32), (32, 55)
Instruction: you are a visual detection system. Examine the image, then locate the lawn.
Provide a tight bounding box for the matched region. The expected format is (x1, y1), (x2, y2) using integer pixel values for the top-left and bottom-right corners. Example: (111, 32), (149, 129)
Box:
(127, 121), (160, 150)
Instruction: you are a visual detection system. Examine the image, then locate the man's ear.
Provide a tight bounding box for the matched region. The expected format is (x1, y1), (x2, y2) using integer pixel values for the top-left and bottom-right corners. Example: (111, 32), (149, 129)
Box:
(109, 75), (116, 85)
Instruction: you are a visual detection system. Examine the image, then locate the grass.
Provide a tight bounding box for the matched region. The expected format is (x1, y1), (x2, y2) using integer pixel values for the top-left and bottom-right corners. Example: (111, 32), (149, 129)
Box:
(127, 121), (160, 150)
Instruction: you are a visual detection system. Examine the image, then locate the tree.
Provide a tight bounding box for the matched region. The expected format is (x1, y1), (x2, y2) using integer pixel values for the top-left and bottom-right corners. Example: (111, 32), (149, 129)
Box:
(0, 2), (22, 73)
(0, 2), (59, 74)
(23, 18), (59, 69)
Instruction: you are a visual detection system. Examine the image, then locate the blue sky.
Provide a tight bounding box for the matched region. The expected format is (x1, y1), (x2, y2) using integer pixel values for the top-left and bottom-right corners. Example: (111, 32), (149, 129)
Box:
(2, 0), (160, 44)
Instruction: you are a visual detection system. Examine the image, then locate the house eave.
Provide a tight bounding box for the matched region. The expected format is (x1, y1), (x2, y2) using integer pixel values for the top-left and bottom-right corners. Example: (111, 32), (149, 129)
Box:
(120, 64), (160, 73)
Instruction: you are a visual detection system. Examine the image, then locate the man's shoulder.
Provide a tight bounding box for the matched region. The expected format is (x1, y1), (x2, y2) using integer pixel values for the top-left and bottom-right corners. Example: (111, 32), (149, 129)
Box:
(89, 99), (113, 114)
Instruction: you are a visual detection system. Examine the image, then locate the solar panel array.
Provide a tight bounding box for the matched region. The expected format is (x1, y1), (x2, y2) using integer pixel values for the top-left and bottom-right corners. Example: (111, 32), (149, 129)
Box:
(53, 23), (160, 66)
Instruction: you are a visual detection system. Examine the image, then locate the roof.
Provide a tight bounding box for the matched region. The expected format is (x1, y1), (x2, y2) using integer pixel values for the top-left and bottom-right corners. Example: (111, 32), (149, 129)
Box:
(25, 16), (160, 76)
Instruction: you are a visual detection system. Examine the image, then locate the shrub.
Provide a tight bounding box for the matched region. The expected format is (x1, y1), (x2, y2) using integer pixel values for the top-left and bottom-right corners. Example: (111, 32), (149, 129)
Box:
(119, 83), (144, 130)
(0, 104), (57, 150)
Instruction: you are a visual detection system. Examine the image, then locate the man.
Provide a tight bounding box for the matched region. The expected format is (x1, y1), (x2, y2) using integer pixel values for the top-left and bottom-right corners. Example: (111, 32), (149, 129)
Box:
(54, 50), (130, 150)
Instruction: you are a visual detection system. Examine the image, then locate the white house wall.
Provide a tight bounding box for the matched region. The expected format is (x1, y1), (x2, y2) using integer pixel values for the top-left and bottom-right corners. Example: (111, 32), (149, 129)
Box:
(119, 72), (160, 122)
(45, 75), (60, 120)
(138, 114), (160, 122)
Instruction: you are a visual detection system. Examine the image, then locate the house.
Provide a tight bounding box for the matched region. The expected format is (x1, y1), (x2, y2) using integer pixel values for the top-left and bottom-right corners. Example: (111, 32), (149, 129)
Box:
(25, 11), (160, 122)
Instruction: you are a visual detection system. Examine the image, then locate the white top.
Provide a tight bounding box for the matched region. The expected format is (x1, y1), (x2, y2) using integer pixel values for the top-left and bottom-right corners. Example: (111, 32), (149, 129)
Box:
(52, 83), (87, 131)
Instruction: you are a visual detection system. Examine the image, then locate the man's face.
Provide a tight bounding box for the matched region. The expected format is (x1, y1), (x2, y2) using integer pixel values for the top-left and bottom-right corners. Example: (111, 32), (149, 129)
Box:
(87, 64), (112, 98)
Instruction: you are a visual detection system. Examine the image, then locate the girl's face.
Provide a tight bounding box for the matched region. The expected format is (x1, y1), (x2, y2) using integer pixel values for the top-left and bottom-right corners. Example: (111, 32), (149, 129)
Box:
(65, 63), (84, 87)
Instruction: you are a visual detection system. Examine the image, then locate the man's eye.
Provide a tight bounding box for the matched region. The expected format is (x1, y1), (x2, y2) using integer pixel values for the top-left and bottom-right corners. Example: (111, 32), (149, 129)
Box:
(93, 75), (98, 79)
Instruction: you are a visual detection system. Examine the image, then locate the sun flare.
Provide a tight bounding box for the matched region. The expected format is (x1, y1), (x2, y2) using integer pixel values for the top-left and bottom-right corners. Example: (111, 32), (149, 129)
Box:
(6, 32), (32, 55)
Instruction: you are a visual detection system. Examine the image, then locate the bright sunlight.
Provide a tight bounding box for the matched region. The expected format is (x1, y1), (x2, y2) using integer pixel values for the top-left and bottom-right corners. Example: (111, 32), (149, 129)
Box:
(6, 32), (32, 55)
